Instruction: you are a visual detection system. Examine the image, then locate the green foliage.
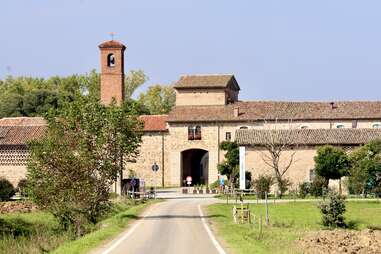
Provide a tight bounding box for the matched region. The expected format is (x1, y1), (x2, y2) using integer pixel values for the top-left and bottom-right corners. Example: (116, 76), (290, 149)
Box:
(217, 141), (239, 185)
(16, 179), (28, 197)
(209, 180), (219, 190)
(27, 97), (143, 237)
(138, 84), (175, 114)
(310, 175), (326, 197)
(314, 145), (350, 186)
(0, 178), (15, 201)
(348, 139), (381, 197)
(252, 175), (274, 199)
(318, 192), (346, 228)
(124, 70), (148, 99)
(298, 182), (311, 199)
(0, 69), (149, 118)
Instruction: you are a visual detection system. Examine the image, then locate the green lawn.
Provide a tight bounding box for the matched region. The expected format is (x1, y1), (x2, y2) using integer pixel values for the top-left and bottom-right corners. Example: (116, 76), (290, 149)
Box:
(0, 200), (154, 254)
(207, 201), (381, 254)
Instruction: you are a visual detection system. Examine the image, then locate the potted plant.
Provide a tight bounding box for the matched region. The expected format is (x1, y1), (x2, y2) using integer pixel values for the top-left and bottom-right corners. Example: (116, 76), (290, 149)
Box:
(193, 185), (198, 194)
(199, 184), (204, 194)
(206, 186), (210, 194)
(182, 188), (188, 194)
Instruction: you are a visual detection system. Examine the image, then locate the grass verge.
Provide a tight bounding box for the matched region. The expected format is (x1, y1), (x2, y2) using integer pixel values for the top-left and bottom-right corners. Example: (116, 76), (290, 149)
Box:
(0, 199), (155, 254)
(52, 200), (156, 254)
(207, 201), (381, 254)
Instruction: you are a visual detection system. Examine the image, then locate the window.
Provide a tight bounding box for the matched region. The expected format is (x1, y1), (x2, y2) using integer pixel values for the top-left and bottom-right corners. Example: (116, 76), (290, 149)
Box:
(300, 125), (309, 129)
(309, 169), (315, 182)
(107, 53), (115, 67)
(372, 123), (381, 129)
(352, 120), (358, 128)
(336, 124), (345, 129)
(226, 132), (231, 141)
(239, 126), (248, 130)
(188, 126), (201, 140)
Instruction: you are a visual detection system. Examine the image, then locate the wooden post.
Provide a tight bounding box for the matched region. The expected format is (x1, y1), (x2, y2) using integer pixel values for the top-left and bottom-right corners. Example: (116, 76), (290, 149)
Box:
(259, 214), (263, 239)
(265, 192), (269, 226)
(256, 191), (259, 205)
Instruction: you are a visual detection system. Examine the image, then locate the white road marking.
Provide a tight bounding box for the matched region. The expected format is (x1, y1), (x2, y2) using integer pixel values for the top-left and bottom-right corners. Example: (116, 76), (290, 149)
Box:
(198, 204), (226, 254)
(100, 203), (159, 254)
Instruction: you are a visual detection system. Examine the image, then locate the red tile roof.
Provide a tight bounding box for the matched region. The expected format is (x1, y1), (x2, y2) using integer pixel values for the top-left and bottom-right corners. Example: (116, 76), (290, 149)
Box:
(174, 74), (240, 90)
(98, 40), (126, 49)
(0, 117), (46, 145)
(139, 115), (168, 132)
(236, 128), (381, 146)
(167, 101), (381, 123)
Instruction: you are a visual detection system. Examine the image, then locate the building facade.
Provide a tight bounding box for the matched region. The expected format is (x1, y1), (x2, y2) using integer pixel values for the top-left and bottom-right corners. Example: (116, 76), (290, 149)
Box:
(1, 40), (381, 191)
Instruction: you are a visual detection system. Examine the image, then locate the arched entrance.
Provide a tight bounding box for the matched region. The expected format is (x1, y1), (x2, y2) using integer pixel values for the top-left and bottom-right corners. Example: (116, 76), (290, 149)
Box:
(181, 149), (209, 186)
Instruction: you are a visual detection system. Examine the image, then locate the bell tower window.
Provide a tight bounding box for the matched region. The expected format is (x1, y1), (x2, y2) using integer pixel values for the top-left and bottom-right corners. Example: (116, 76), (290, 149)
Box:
(107, 53), (116, 67)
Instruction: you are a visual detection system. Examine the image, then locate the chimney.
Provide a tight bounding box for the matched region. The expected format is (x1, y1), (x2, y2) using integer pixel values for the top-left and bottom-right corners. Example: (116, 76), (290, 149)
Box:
(330, 102), (338, 109)
(233, 107), (240, 117)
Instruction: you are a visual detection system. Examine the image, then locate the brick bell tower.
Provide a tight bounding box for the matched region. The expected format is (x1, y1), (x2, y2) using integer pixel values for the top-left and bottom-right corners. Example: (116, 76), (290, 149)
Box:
(98, 40), (126, 105)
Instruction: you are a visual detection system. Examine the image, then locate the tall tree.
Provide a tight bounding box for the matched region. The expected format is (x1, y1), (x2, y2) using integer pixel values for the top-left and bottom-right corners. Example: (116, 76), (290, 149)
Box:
(138, 84), (175, 115)
(124, 70), (148, 99)
(27, 97), (143, 236)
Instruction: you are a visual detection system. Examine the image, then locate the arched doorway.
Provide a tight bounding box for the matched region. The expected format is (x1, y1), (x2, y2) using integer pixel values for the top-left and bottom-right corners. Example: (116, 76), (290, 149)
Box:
(181, 149), (209, 186)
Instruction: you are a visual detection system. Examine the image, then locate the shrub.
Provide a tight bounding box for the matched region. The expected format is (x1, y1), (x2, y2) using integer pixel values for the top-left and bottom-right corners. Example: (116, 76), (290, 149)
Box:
(278, 177), (291, 197)
(209, 180), (219, 190)
(17, 179), (28, 197)
(252, 175), (274, 199)
(318, 192), (346, 228)
(298, 182), (311, 198)
(310, 176), (326, 197)
(0, 178), (15, 201)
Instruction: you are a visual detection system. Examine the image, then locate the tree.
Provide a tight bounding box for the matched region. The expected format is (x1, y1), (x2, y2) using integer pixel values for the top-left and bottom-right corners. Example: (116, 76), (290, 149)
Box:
(314, 145), (350, 191)
(259, 129), (297, 198)
(27, 96), (143, 237)
(348, 140), (381, 197)
(124, 70), (148, 99)
(138, 85), (175, 114)
(0, 69), (148, 118)
(217, 141), (239, 188)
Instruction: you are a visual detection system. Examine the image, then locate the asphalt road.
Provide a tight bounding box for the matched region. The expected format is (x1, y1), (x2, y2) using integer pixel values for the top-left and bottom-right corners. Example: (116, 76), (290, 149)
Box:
(95, 198), (225, 254)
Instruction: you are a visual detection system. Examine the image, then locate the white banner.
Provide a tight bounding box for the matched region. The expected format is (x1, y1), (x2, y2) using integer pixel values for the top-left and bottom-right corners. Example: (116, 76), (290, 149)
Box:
(239, 146), (246, 190)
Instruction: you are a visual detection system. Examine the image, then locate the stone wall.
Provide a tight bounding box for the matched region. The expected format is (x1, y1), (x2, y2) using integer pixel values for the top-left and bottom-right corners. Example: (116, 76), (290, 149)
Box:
(175, 89), (227, 106)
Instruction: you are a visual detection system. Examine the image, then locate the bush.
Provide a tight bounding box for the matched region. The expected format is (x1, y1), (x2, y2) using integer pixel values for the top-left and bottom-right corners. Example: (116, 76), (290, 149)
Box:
(310, 176), (326, 197)
(0, 178), (15, 201)
(298, 182), (311, 198)
(318, 192), (346, 228)
(17, 179), (28, 197)
(252, 175), (274, 199)
(209, 180), (219, 190)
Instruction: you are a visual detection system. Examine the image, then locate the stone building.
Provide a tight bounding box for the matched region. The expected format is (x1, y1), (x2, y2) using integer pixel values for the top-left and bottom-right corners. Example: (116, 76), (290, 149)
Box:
(1, 39), (381, 191)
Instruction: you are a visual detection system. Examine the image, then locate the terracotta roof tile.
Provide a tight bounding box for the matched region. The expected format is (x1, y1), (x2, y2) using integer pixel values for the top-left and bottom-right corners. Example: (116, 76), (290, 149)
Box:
(98, 40), (126, 49)
(174, 74), (240, 90)
(236, 128), (381, 146)
(0, 117), (47, 145)
(139, 115), (168, 132)
(167, 101), (381, 122)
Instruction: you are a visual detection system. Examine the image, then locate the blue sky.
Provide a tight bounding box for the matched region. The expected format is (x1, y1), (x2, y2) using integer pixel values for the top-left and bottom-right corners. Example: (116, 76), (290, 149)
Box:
(1, 0), (380, 101)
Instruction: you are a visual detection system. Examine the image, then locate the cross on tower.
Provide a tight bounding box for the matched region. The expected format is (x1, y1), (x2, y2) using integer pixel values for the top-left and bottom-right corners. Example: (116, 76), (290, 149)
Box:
(110, 32), (115, 40)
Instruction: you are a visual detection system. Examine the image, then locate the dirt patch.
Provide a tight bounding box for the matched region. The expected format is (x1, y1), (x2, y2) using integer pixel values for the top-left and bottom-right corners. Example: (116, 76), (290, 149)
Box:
(298, 229), (381, 254)
(0, 201), (38, 213)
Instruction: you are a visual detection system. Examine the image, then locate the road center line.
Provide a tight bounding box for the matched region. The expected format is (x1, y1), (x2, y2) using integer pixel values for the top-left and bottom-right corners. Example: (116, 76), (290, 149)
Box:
(101, 203), (159, 254)
(198, 204), (226, 254)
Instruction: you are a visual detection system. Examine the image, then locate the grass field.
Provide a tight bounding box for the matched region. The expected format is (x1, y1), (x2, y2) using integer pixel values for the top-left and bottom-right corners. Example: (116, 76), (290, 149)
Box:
(0, 200), (154, 254)
(207, 201), (381, 254)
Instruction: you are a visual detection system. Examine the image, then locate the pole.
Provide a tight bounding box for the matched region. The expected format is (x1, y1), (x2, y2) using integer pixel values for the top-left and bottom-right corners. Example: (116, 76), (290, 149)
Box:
(265, 192), (269, 226)
(154, 169), (157, 199)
